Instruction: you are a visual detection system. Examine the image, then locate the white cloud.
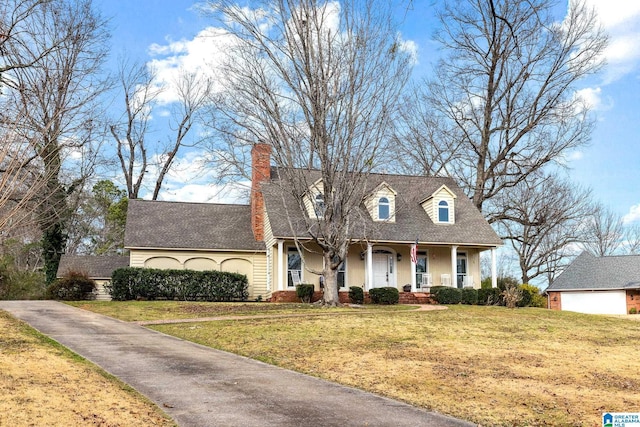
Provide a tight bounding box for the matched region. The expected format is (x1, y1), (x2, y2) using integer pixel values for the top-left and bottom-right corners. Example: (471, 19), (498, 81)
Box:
(575, 86), (602, 110)
(146, 27), (238, 105)
(623, 204), (640, 224)
(583, 0), (640, 83)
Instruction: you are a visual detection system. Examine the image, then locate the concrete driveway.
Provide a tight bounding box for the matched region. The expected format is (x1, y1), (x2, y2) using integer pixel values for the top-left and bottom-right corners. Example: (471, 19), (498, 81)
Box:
(0, 301), (474, 427)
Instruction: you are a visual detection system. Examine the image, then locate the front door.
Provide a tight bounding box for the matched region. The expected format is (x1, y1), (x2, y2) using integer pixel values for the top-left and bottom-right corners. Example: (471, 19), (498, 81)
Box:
(372, 251), (394, 288)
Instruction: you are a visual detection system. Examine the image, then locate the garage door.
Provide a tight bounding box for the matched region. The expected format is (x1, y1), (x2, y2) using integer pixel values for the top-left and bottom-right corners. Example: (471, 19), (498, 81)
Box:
(561, 291), (627, 315)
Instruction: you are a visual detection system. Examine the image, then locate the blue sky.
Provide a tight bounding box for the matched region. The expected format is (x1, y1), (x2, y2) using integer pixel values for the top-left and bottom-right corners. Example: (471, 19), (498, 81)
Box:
(97, 0), (640, 226)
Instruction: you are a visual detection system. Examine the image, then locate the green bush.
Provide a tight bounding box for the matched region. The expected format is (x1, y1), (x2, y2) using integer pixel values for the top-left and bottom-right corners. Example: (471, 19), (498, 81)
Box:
(0, 257), (46, 300)
(46, 271), (96, 301)
(519, 284), (546, 308)
(369, 287), (399, 304)
(296, 284), (315, 303)
(630, 307), (637, 315)
(477, 287), (502, 306)
(348, 286), (364, 304)
(432, 287), (462, 304)
(461, 288), (478, 305)
(108, 267), (248, 301)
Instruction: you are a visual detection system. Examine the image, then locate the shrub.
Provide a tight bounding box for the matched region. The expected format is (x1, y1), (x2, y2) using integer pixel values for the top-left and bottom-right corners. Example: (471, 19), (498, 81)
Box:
(630, 307), (638, 315)
(432, 287), (462, 304)
(369, 287), (399, 304)
(477, 287), (502, 306)
(348, 286), (364, 304)
(502, 285), (522, 309)
(0, 257), (46, 300)
(296, 284), (315, 303)
(519, 284), (546, 308)
(108, 267), (249, 301)
(461, 288), (478, 305)
(47, 271), (96, 301)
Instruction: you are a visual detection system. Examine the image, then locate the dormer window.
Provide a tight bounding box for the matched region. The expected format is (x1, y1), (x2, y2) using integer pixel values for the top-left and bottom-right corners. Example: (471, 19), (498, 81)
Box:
(314, 193), (325, 218)
(438, 200), (449, 222)
(378, 197), (390, 220)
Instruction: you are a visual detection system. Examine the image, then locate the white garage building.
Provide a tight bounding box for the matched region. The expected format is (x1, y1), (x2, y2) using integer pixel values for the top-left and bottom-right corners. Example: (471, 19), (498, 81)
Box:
(546, 252), (640, 315)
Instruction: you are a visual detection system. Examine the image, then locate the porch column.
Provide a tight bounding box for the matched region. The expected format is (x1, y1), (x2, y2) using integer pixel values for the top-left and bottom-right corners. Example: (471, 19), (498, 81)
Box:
(410, 243), (417, 292)
(366, 243), (373, 290)
(491, 247), (497, 289)
(451, 245), (458, 288)
(277, 239), (284, 291)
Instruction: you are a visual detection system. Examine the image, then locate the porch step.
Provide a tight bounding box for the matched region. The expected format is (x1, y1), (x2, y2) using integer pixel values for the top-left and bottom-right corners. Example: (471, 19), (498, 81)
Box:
(398, 292), (436, 305)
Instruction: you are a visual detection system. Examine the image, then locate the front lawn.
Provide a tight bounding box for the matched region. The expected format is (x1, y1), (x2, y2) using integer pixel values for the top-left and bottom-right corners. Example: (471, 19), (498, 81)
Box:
(0, 311), (175, 427)
(67, 300), (411, 321)
(141, 304), (640, 427)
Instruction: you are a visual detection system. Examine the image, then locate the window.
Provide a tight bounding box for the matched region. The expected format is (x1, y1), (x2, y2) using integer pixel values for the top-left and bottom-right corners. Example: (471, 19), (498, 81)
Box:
(378, 197), (390, 220)
(314, 193), (325, 218)
(415, 252), (428, 288)
(438, 200), (449, 222)
(287, 247), (302, 287)
(337, 258), (346, 289)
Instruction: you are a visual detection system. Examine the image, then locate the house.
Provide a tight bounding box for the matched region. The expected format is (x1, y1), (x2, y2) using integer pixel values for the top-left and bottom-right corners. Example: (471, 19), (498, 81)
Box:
(123, 143), (502, 302)
(56, 255), (130, 300)
(546, 251), (640, 315)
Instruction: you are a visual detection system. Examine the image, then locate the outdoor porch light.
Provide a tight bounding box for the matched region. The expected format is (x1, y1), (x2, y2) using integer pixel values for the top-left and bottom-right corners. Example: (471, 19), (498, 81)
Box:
(397, 253), (402, 262)
(360, 251), (365, 260)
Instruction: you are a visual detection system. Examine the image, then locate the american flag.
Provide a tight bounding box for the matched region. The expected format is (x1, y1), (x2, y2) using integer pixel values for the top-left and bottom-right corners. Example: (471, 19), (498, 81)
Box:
(410, 240), (418, 264)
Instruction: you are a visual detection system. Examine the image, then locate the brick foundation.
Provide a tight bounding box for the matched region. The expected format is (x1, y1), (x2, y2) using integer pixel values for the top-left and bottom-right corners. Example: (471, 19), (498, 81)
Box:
(268, 291), (435, 305)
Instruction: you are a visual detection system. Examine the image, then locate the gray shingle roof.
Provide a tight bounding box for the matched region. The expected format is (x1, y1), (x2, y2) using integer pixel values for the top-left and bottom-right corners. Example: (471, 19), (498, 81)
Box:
(546, 251), (640, 291)
(262, 168), (502, 246)
(124, 200), (264, 251)
(56, 255), (129, 279)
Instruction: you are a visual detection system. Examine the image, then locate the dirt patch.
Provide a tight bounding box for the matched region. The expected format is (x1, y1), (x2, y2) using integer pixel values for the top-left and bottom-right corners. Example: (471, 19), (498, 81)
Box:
(0, 311), (174, 427)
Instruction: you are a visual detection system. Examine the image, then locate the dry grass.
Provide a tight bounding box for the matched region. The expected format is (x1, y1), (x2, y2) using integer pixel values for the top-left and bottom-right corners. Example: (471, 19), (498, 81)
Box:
(148, 305), (640, 427)
(0, 311), (175, 427)
(67, 300), (410, 321)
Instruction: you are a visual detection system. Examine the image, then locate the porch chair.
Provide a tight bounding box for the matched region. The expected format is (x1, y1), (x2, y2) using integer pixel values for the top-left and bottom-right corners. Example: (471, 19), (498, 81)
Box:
(421, 273), (432, 292)
(441, 274), (451, 287)
(290, 271), (302, 286)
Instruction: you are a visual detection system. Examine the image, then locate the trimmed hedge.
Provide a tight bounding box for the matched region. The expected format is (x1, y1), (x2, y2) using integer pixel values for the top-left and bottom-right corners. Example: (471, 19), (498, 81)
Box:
(348, 286), (364, 304)
(108, 267), (248, 301)
(47, 271), (96, 301)
(296, 284), (315, 303)
(369, 287), (399, 304)
(461, 288), (478, 305)
(431, 286), (462, 304)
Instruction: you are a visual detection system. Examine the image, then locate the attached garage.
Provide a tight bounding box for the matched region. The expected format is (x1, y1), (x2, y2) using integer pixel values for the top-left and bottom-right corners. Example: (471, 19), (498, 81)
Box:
(560, 290), (627, 315)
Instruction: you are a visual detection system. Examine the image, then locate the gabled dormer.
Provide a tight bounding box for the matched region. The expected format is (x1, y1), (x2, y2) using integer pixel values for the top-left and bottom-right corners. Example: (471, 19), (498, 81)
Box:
(420, 185), (457, 224)
(364, 182), (397, 222)
(303, 179), (325, 219)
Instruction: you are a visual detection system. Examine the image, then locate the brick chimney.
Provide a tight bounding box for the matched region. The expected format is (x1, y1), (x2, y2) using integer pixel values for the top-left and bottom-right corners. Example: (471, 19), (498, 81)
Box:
(251, 143), (272, 241)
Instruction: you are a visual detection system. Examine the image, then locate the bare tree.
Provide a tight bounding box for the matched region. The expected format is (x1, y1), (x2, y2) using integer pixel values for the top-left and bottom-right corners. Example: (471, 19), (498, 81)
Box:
(581, 203), (624, 256)
(495, 173), (591, 285)
(207, 0), (412, 305)
(2, 0), (109, 282)
(109, 60), (213, 200)
(624, 224), (640, 255)
(397, 0), (607, 224)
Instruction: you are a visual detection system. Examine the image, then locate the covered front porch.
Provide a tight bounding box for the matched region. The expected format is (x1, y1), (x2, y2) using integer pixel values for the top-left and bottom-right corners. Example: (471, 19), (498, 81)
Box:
(267, 240), (499, 296)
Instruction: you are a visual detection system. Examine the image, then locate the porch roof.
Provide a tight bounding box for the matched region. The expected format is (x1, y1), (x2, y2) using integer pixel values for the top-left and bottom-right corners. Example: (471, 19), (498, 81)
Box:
(546, 251), (640, 291)
(262, 168), (502, 247)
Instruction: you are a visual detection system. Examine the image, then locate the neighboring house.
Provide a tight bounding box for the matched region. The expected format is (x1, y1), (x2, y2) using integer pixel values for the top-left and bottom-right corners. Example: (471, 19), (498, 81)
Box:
(56, 255), (130, 300)
(124, 143), (502, 301)
(546, 251), (640, 315)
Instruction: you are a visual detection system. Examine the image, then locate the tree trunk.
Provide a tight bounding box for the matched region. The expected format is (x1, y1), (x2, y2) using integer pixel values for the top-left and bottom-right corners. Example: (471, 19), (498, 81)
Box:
(320, 251), (340, 307)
